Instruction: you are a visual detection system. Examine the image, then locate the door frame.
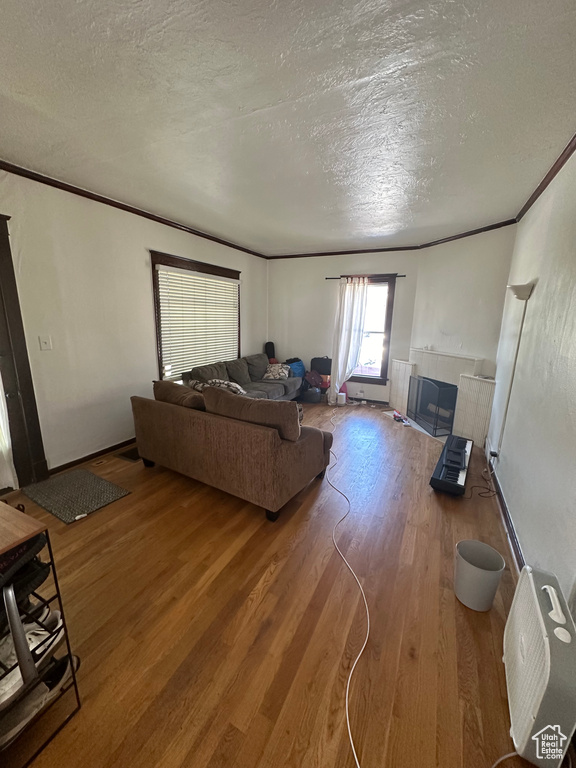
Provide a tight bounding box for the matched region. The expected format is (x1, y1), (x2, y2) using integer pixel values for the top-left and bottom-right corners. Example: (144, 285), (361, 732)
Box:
(0, 215), (48, 487)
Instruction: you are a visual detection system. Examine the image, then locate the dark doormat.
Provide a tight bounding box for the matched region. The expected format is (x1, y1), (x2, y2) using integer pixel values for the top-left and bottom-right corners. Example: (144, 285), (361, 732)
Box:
(116, 446), (140, 462)
(22, 469), (130, 524)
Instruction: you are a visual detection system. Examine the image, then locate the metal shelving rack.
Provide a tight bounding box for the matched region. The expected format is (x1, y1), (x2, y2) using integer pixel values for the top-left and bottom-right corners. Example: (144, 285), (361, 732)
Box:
(0, 502), (80, 767)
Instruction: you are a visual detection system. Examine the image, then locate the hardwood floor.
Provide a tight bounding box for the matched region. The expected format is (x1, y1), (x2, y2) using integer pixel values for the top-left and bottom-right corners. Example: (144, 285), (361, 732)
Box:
(4, 404), (523, 767)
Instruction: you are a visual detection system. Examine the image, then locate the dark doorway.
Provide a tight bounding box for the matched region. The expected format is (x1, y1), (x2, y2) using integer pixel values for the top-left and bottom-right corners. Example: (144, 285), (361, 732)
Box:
(0, 215), (48, 487)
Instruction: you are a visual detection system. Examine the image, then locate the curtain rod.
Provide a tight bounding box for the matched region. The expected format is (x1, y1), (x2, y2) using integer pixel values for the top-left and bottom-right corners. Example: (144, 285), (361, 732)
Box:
(325, 273), (406, 280)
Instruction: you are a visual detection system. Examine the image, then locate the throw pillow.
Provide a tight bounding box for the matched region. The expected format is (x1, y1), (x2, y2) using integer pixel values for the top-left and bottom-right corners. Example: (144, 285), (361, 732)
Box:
(204, 386), (301, 441)
(207, 379), (246, 395)
(153, 380), (206, 410)
(263, 363), (290, 380)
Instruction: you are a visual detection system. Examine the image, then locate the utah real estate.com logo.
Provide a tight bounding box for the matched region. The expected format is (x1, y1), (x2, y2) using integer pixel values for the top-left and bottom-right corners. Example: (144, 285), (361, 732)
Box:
(532, 725), (567, 760)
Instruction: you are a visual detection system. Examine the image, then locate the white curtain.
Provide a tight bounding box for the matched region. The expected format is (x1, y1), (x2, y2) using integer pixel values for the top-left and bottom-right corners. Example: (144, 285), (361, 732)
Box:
(328, 277), (368, 405)
(0, 369), (18, 490)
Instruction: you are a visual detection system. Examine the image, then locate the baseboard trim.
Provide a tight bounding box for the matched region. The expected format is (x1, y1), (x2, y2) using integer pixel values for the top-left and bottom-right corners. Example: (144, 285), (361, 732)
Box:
(49, 438), (136, 475)
(347, 397), (390, 406)
(490, 462), (525, 572)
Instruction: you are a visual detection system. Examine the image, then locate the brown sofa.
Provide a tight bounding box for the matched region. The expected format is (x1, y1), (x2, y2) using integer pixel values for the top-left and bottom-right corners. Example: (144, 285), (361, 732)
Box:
(130, 385), (332, 521)
(182, 353), (302, 401)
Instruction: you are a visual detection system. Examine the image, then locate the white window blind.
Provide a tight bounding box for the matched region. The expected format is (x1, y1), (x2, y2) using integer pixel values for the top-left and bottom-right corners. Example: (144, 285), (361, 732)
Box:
(156, 265), (239, 380)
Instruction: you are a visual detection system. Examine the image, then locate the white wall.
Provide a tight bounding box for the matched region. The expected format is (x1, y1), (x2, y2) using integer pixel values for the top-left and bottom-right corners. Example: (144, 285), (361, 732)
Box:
(411, 227), (515, 376)
(267, 227), (514, 402)
(0, 168), (518, 475)
(267, 252), (419, 402)
(0, 171), (268, 469)
(487, 153), (576, 596)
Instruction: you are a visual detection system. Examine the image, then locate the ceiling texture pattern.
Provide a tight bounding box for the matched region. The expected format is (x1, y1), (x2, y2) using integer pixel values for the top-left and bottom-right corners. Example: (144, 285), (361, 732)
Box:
(0, 0), (575, 255)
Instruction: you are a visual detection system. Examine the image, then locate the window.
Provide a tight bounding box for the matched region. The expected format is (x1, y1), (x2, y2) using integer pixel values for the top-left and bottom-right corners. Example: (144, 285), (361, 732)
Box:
(350, 275), (396, 384)
(151, 251), (240, 380)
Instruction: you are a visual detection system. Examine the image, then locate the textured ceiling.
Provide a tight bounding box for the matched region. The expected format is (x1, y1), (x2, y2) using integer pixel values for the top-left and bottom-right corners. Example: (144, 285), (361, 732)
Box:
(0, 0), (575, 255)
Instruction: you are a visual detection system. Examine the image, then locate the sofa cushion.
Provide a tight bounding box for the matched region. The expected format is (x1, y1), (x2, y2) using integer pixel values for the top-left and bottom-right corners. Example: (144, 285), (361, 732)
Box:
(243, 382), (271, 398)
(153, 380), (205, 410)
(263, 363), (290, 380)
(242, 388), (268, 399)
(207, 378), (246, 395)
(225, 357), (251, 386)
(244, 353), (269, 382)
(204, 387), (301, 441)
(248, 381), (286, 399)
(188, 362), (228, 383)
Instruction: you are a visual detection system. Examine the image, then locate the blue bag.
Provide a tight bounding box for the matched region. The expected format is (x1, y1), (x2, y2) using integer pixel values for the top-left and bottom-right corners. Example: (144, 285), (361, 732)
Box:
(287, 360), (305, 378)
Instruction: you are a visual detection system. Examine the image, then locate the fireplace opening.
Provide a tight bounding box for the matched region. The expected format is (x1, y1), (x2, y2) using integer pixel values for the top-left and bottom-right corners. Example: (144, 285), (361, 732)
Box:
(407, 375), (457, 437)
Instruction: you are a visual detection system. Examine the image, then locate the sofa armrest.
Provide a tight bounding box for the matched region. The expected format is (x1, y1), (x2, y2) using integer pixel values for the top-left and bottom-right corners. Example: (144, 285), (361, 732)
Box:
(299, 426), (333, 455)
(258, 426), (329, 509)
(322, 429), (333, 454)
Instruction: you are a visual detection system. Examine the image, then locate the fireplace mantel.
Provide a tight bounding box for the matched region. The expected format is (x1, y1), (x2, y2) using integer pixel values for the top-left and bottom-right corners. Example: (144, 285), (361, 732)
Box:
(409, 348), (484, 385)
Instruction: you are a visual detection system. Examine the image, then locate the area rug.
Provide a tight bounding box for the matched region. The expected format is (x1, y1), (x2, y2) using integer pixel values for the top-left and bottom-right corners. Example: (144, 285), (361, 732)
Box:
(22, 469), (130, 524)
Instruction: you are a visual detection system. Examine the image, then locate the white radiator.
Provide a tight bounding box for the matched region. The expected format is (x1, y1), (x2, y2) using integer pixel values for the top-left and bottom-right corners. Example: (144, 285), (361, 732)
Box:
(453, 374), (495, 448)
(389, 359), (415, 414)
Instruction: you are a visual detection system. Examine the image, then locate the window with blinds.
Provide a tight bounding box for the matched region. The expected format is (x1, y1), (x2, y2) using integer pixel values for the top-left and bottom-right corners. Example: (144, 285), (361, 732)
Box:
(151, 252), (240, 381)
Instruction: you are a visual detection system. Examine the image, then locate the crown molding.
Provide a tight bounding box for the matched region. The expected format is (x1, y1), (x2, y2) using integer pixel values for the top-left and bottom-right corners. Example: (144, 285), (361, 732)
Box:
(1, 128), (575, 260)
(265, 219), (517, 259)
(516, 132), (576, 221)
(0, 160), (266, 259)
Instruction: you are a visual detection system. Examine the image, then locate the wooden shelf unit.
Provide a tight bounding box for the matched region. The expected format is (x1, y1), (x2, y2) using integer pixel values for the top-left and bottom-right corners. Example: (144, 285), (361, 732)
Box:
(0, 501), (80, 767)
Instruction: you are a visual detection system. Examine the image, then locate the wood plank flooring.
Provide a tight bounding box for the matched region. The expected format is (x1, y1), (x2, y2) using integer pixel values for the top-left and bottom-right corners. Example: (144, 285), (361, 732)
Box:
(3, 404), (523, 768)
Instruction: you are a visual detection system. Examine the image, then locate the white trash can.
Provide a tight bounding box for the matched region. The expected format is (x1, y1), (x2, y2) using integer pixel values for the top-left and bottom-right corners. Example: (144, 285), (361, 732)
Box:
(454, 540), (505, 612)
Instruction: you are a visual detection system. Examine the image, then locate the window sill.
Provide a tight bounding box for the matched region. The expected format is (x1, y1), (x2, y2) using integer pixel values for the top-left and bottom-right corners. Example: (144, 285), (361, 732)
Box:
(347, 375), (389, 386)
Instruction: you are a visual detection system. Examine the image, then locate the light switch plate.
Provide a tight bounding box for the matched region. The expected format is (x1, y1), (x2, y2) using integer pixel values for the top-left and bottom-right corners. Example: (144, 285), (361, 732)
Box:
(39, 335), (52, 351)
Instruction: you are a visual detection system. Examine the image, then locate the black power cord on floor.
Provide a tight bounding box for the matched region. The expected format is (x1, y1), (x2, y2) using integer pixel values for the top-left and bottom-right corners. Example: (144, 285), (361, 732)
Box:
(462, 467), (498, 499)
(463, 485), (498, 499)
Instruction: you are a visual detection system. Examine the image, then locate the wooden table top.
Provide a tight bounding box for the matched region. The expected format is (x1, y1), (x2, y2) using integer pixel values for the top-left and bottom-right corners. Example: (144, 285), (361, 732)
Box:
(0, 501), (47, 556)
